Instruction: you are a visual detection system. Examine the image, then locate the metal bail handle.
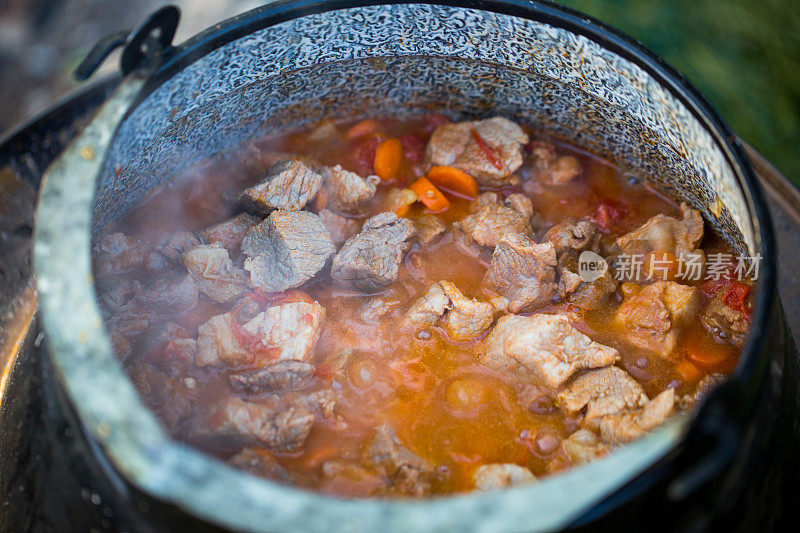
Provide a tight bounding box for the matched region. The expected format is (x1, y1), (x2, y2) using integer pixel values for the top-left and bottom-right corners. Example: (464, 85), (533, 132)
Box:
(74, 5), (180, 81)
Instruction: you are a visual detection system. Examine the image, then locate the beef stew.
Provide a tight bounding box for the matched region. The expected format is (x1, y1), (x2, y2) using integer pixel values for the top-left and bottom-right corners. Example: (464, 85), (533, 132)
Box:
(93, 115), (754, 497)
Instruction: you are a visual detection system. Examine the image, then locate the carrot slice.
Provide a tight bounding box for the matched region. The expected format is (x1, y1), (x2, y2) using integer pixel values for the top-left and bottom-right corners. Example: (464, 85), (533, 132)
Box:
(346, 119), (381, 139)
(409, 177), (450, 213)
(427, 166), (479, 199)
(373, 138), (404, 180)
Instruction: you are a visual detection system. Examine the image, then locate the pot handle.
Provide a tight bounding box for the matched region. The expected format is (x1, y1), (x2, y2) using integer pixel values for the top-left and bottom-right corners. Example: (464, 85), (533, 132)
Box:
(74, 5), (180, 81)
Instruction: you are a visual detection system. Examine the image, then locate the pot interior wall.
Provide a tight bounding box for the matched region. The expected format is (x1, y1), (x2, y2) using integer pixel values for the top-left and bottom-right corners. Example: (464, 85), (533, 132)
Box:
(94, 3), (754, 256)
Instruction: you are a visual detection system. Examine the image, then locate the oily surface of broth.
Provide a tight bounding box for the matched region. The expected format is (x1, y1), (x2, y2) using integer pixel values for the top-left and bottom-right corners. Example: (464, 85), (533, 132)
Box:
(94, 115), (749, 497)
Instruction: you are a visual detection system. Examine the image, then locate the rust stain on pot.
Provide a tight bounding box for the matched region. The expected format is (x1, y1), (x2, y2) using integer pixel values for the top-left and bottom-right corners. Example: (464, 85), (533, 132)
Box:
(79, 146), (96, 161)
(97, 422), (112, 438)
(709, 195), (725, 218)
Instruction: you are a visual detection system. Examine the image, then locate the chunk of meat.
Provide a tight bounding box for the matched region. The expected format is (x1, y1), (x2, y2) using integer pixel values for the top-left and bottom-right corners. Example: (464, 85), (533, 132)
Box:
(331, 212), (415, 292)
(198, 213), (260, 251)
(319, 164), (380, 213)
(147, 231), (201, 270)
(111, 330), (132, 361)
(106, 297), (155, 338)
(562, 429), (609, 466)
(229, 360), (316, 393)
(568, 270), (617, 311)
(317, 208), (360, 247)
(240, 159), (322, 214)
(482, 314), (619, 388)
(544, 219), (599, 261)
(229, 448), (293, 483)
(483, 233), (564, 313)
(321, 461), (390, 497)
(129, 362), (195, 434)
(529, 140), (583, 185)
(145, 322), (198, 366)
(358, 295), (403, 323)
(413, 214), (447, 245)
(679, 372), (726, 409)
(616, 203), (703, 259)
(404, 281), (495, 341)
(426, 117), (529, 186)
(473, 463), (536, 491)
(557, 366), (648, 424)
(94, 232), (148, 277)
(454, 192), (534, 248)
(242, 210), (335, 292)
(137, 274), (198, 314)
(196, 301), (325, 367)
(616, 281), (700, 357)
(195, 313), (247, 367)
(598, 388), (676, 445)
(184, 243), (249, 303)
(701, 293), (749, 347)
(366, 424), (435, 497)
(190, 396), (316, 452)
(558, 267), (583, 297)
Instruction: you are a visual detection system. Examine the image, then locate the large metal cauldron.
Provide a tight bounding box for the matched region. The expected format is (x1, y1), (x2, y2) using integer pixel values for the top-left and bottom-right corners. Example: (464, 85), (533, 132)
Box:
(21, 1), (800, 531)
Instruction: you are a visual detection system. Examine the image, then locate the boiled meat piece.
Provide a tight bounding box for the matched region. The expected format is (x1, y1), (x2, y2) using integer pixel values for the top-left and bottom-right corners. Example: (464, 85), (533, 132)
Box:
(454, 192), (534, 248)
(240, 159), (322, 214)
(319, 164), (379, 213)
(426, 116), (529, 186)
(195, 301), (325, 367)
(404, 280), (495, 341)
(616, 281), (699, 357)
(331, 212), (414, 292)
(184, 243), (249, 302)
(198, 213), (260, 251)
(242, 210), (335, 292)
(472, 464), (536, 491)
(481, 314), (619, 388)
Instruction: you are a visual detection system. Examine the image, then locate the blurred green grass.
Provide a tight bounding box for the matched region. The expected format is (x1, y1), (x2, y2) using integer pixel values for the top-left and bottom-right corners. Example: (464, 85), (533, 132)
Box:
(558, 0), (800, 184)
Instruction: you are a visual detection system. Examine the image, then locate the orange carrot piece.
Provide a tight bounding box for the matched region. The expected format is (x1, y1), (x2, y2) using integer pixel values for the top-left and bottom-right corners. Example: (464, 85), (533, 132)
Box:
(427, 166), (479, 199)
(410, 177), (450, 213)
(346, 119), (381, 139)
(394, 203), (412, 217)
(374, 138), (404, 180)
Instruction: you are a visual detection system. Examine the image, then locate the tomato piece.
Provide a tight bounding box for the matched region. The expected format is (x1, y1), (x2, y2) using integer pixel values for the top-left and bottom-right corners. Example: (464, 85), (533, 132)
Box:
(353, 135), (381, 175)
(470, 127), (504, 171)
(419, 113), (451, 136)
(590, 200), (629, 233)
(399, 133), (425, 163)
(723, 281), (752, 319)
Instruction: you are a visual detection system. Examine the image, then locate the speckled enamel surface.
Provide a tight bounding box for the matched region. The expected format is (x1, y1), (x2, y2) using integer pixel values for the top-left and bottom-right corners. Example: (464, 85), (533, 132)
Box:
(95, 3), (753, 253)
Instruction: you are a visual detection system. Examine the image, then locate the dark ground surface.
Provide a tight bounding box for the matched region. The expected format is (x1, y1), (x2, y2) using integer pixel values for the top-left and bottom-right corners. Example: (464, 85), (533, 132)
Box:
(1, 0), (799, 183)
